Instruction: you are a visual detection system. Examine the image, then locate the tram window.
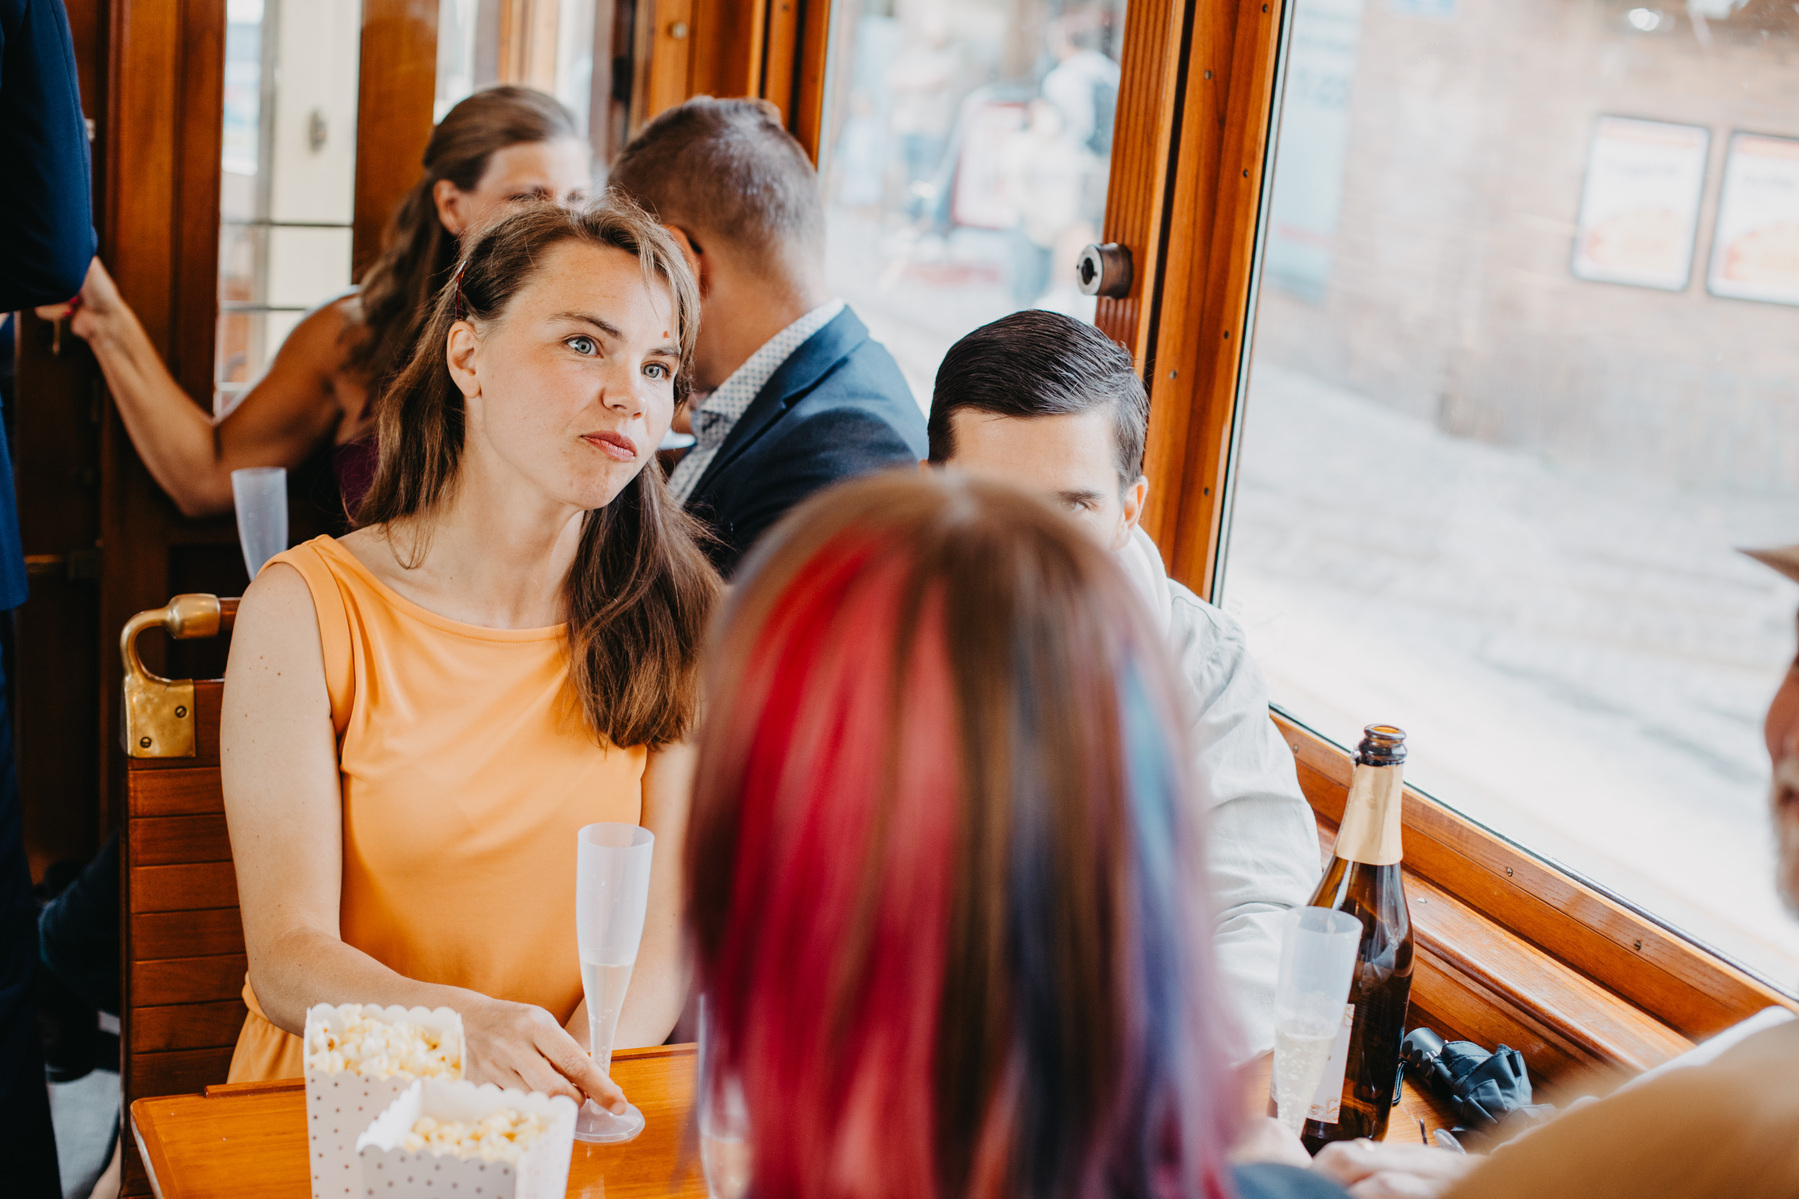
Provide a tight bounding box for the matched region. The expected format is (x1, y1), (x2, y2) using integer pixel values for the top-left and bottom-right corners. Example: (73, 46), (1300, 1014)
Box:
(819, 0), (1127, 408)
(216, 0), (363, 411)
(1221, 0), (1799, 982)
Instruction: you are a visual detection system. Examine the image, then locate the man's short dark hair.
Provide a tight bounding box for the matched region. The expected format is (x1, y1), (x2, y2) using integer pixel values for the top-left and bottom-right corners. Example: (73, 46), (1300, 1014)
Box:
(928, 310), (1148, 486)
(607, 96), (823, 276)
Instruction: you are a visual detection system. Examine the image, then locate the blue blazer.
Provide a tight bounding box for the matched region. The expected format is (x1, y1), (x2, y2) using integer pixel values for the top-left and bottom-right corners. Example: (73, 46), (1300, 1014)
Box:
(1, 0), (95, 310)
(685, 307), (927, 575)
(0, 0), (95, 613)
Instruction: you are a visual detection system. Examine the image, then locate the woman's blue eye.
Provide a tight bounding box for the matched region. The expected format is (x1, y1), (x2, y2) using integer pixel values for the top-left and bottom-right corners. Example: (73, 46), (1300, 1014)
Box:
(644, 362), (670, 381)
(567, 336), (597, 355)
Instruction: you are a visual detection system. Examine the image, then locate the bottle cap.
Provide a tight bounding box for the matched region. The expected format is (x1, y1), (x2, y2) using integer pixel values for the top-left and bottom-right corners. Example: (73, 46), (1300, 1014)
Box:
(1357, 724), (1407, 766)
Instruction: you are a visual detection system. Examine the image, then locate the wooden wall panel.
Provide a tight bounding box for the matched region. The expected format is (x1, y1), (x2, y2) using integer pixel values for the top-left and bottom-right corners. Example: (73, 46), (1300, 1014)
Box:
(129, 861), (239, 913)
(130, 1001), (249, 1054)
(352, 0), (441, 280)
(123, 679), (243, 1193)
(131, 908), (245, 961)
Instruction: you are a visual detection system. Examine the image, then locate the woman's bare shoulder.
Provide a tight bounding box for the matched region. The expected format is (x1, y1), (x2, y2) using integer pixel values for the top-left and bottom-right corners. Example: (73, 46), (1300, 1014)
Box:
(225, 561), (327, 686)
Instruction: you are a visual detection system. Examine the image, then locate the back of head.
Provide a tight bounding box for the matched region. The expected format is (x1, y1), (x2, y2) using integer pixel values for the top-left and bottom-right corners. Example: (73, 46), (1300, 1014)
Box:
(928, 310), (1149, 487)
(353, 86), (580, 385)
(688, 472), (1234, 1199)
(608, 96), (824, 279)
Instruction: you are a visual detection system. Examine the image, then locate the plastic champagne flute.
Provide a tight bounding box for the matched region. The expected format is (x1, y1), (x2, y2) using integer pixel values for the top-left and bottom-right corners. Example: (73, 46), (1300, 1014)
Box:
(573, 822), (655, 1143)
(697, 995), (752, 1199)
(1272, 906), (1364, 1135)
(230, 466), (288, 579)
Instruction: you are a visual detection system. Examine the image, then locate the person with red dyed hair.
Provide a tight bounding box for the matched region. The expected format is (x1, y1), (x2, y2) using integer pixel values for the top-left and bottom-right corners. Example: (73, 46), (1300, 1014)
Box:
(685, 471), (1352, 1199)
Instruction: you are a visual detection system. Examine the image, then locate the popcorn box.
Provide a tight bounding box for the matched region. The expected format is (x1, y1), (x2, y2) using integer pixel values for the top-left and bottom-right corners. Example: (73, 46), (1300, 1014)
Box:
(356, 1079), (579, 1199)
(304, 1003), (466, 1199)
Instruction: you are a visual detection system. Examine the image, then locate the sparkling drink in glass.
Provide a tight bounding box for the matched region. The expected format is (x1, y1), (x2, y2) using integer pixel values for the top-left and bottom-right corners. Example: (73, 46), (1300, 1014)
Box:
(574, 822), (655, 1143)
(1272, 906), (1363, 1136)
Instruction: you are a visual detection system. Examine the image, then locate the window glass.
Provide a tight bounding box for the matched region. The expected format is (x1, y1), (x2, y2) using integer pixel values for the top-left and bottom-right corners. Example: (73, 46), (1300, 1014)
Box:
(1224, 0), (1799, 982)
(820, 0), (1128, 408)
(216, 0), (363, 410)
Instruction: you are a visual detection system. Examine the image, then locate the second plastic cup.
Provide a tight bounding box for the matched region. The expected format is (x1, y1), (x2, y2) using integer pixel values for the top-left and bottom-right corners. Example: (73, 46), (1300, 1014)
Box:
(230, 466), (288, 579)
(1271, 906), (1363, 1134)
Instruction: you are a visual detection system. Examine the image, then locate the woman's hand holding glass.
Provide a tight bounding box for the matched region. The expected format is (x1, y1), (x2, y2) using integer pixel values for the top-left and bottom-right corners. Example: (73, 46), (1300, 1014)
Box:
(461, 994), (629, 1114)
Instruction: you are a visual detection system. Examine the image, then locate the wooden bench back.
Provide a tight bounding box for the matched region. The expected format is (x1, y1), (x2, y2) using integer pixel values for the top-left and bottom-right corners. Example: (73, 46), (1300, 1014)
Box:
(119, 596), (241, 1196)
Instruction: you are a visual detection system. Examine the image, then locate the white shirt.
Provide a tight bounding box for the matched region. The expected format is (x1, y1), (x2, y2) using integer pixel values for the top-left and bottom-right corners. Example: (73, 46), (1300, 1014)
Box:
(668, 300), (847, 503)
(1119, 525), (1324, 1062)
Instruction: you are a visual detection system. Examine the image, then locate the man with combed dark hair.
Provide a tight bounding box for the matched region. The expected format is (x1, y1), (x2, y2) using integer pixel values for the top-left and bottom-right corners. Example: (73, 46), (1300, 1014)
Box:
(927, 310), (1322, 1062)
(609, 96), (925, 574)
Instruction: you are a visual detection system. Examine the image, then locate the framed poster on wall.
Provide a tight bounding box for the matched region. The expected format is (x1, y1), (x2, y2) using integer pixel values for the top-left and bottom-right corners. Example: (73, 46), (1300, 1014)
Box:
(1707, 132), (1799, 307)
(1571, 117), (1709, 292)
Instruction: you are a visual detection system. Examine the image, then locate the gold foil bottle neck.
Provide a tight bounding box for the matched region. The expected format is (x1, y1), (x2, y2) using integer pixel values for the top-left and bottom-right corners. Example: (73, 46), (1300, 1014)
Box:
(1334, 762), (1404, 865)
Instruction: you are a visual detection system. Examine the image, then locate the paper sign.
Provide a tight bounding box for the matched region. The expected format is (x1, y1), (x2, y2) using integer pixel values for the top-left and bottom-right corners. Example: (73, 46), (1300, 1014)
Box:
(1707, 132), (1799, 307)
(1571, 117), (1709, 292)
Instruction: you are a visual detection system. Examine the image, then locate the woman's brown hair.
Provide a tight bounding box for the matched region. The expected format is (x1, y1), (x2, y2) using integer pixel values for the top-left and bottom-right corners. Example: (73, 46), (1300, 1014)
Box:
(348, 85), (580, 387)
(359, 197), (718, 749)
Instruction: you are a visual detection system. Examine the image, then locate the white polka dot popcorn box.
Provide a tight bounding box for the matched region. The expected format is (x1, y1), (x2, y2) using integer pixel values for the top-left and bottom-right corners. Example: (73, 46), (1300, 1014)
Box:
(355, 1079), (579, 1199)
(304, 1003), (466, 1199)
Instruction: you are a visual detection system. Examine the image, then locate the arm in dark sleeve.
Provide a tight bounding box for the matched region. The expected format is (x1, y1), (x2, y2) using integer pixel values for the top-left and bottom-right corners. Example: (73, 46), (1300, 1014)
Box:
(0, 0), (96, 309)
(714, 407), (919, 575)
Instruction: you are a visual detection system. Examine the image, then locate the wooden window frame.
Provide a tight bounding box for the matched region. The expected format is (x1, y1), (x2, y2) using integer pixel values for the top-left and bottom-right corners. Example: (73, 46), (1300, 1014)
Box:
(639, 0), (833, 160)
(1100, 0), (1797, 1072)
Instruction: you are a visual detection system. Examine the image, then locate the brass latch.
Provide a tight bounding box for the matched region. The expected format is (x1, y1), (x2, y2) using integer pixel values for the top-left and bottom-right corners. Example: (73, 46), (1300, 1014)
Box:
(120, 594), (239, 758)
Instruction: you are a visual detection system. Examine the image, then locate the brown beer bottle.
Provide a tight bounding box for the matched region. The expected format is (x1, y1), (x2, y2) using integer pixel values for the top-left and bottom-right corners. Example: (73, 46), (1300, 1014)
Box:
(1300, 724), (1415, 1152)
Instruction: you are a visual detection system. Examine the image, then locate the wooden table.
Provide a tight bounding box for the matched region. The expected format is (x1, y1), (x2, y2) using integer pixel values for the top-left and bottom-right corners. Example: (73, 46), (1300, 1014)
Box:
(131, 1044), (1464, 1197)
(129, 1045), (705, 1199)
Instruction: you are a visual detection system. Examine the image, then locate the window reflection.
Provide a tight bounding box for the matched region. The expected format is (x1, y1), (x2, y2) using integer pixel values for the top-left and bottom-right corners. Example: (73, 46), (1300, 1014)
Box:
(1227, 0), (1799, 980)
(821, 0), (1126, 407)
(215, 0), (363, 411)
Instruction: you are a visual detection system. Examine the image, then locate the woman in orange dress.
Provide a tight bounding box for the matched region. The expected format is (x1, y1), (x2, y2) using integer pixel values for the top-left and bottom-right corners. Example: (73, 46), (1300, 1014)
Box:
(218, 198), (718, 1109)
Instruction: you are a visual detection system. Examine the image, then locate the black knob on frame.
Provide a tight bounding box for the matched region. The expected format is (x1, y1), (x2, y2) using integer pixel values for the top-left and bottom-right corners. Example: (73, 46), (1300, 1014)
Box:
(1076, 242), (1133, 299)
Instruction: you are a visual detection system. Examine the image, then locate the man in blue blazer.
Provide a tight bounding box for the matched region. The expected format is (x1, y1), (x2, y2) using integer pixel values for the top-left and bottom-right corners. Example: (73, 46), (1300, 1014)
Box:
(610, 97), (926, 575)
(2, 0), (95, 1193)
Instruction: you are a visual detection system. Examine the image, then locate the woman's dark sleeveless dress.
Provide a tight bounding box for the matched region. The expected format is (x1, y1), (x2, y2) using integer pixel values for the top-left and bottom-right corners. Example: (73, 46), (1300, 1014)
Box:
(332, 435), (377, 524)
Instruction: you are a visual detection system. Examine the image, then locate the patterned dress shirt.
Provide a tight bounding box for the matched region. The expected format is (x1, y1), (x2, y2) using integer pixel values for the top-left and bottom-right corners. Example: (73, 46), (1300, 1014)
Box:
(667, 299), (847, 503)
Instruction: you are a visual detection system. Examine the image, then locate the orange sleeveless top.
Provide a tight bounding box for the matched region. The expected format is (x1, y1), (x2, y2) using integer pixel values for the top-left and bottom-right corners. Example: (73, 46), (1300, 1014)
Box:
(228, 536), (647, 1082)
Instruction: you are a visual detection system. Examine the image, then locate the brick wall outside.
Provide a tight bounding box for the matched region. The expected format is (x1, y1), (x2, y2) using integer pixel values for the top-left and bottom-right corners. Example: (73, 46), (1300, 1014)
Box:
(1249, 0), (1799, 495)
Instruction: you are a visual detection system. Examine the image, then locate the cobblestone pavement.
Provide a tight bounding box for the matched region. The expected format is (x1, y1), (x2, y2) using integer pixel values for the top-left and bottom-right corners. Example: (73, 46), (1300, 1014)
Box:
(1226, 362), (1799, 983)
